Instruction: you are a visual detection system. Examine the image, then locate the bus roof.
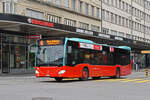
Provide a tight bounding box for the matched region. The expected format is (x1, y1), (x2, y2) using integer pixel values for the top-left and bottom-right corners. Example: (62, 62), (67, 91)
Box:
(67, 38), (94, 44)
(118, 46), (131, 51)
(66, 37), (131, 51)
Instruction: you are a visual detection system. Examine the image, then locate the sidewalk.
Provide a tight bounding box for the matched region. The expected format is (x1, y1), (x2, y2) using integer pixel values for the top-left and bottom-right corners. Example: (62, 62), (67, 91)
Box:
(0, 70), (34, 77)
(127, 69), (150, 79)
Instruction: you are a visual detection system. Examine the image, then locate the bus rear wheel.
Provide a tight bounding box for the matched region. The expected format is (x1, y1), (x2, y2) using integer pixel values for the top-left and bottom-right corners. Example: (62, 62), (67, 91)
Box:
(79, 68), (89, 81)
(55, 77), (63, 82)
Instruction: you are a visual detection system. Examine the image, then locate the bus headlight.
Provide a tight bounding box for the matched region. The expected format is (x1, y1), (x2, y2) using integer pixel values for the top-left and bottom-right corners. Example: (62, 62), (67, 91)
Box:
(58, 70), (66, 74)
(35, 70), (39, 74)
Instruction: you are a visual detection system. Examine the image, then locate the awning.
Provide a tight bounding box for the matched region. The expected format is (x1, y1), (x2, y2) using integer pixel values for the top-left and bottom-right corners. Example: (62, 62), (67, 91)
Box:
(0, 13), (149, 51)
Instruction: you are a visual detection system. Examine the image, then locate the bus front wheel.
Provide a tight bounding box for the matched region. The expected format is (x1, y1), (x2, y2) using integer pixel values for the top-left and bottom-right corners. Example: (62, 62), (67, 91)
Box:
(55, 77), (63, 82)
(115, 69), (120, 78)
(79, 68), (89, 81)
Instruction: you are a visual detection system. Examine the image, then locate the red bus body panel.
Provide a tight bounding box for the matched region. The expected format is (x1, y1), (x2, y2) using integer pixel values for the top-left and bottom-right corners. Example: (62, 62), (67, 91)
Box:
(35, 64), (131, 78)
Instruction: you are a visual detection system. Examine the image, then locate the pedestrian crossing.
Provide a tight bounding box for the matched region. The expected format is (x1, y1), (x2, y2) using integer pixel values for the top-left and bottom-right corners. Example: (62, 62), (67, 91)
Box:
(95, 78), (150, 84)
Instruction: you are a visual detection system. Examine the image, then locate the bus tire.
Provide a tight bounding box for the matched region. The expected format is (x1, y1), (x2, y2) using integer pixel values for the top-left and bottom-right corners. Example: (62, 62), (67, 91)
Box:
(79, 68), (89, 81)
(55, 77), (63, 82)
(115, 68), (120, 78)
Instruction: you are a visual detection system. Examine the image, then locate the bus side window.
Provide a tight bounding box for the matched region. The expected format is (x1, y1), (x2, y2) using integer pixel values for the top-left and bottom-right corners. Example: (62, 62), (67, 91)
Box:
(102, 51), (108, 65)
(107, 52), (114, 65)
(66, 42), (79, 66)
(67, 48), (78, 66)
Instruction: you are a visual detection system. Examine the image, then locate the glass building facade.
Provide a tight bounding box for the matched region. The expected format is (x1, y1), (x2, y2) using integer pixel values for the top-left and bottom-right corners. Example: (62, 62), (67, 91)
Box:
(0, 31), (36, 73)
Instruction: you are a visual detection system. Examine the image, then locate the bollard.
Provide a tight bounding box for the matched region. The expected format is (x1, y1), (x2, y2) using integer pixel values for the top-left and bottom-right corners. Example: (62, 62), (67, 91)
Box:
(145, 68), (149, 77)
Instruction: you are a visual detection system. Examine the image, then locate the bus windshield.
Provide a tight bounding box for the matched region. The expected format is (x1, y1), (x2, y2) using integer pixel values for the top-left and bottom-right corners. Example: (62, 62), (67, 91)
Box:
(36, 45), (64, 66)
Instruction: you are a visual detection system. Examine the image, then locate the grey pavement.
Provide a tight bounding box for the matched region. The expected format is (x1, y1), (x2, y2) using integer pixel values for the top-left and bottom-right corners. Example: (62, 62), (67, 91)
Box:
(0, 70), (150, 100)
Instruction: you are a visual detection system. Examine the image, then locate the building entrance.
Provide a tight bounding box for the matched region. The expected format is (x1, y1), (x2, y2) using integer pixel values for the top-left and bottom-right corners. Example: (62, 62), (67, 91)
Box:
(2, 44), (10, 73)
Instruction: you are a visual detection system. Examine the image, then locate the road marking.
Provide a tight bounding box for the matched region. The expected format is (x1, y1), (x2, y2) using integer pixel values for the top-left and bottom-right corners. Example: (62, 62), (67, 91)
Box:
(135, 80), (150, 83)
(95, 78), (129, 82)
(121, 79), (143, 82)
(63, 78), (77, 80)
(50, 78), (150, 84)
(106, 79), (129, 82)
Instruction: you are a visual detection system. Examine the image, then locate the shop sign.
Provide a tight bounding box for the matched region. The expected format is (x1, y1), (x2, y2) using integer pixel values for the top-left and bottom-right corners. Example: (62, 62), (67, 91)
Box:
(28, 18), (54, 28)
(76, 28), (93, 35)
(26, 35), (41, 39)
(141, 50), (150, 54)
(98, 33), (110, 39)
(115, 36), (123, 41)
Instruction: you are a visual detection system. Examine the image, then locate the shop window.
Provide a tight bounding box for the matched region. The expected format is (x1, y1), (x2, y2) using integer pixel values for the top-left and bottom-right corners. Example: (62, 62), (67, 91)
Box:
(15, 46), (26, 69)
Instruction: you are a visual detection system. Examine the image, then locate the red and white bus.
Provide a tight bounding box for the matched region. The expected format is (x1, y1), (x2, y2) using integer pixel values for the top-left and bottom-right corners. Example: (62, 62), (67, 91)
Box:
(35, 37), (131, 81)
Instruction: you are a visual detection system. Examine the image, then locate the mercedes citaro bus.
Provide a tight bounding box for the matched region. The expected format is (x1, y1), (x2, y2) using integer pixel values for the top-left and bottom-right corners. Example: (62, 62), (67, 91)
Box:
(35, 37), (131, 81)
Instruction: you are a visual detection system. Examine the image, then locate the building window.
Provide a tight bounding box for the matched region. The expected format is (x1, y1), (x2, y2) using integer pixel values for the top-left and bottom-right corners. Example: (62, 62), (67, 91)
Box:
(85, 3), (89, 15)
(114, 14), (117, 24)
(118, 32), (124, 37)
(111, 30), (117, 35)
(64, 18), (76, 27)
(102, 27), (109, 34)
(91, 6), (94, 16)
(96, 8), (100, 18)
(26, 9), (44, 20)
(106, 11), (110, 21)
(126, 34), (132, 39)
(47, 0), (53, 3)
(79, 0), (83, 12)
(91, 25), (99, 32)
(64, 0), (69, 8)
(110, 13), (113, 23)
(56, 0), (61, 5)
(118, 16), (121, 25)
(72, 0), (76, 10)
(102, 9), (105, 20)
(79, 22), (89, 30)
(119, 0), (121, 9)
(3, 1), (15, 13)
(48, 14), (61, 23)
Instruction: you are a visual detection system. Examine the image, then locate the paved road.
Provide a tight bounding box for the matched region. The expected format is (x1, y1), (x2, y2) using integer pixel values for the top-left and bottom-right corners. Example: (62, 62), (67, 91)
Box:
(0, 71), (150, 100)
